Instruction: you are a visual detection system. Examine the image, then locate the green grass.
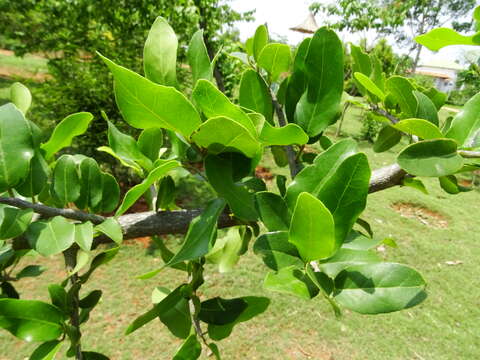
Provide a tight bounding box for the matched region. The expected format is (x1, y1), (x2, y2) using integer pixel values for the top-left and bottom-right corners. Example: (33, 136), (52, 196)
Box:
(0, 53), (48, 74)
(1, 107), (479, 359)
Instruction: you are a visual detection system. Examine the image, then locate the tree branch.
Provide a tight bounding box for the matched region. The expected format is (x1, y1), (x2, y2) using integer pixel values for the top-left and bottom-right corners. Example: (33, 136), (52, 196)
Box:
(370, 104), (400, 124)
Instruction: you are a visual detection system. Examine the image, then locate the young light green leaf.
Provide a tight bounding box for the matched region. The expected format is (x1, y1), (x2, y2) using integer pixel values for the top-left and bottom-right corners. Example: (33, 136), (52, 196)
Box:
(415, 28), (480, 51)
(0, 207), (33, 240)
(143, 16), (178, 87)
(115, 160), (180, 216)
(94, 218), (122, 245)
(239, 69), (273, 124)
(334, 263), (427, 314)
(74, 222), (94, 252)
(0, 103), (35, 192)
(9, 82), (31, 115)
(51, 155), (81, 206)
(97, 146), (143, 174)
(137, 127), (163, 162)
(41, 112), (94, 160)
(253, 25), (269, 61)
(353, 72), (385, 101)
(258, 122), (308, 146)
(264, 266), (318, 299)
(445, 92), (480, 148)
(99, 54), (201, 137)
(206, 227), (243, 273)
(188, 29), (213, 84)
(289, 192), (336, 262)
(397, 139), (464, 177)
(26, 216), (75, 256)
(394, 118), (443, 139)
(257, 43), (292, 82)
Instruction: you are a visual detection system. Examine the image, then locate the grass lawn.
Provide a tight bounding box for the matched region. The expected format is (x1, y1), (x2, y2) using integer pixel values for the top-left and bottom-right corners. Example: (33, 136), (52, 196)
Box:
(1, 105), (479, 359)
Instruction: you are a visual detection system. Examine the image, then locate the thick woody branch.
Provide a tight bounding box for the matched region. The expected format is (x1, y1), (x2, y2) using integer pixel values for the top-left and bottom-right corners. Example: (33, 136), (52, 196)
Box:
(0, 164), (408, 242)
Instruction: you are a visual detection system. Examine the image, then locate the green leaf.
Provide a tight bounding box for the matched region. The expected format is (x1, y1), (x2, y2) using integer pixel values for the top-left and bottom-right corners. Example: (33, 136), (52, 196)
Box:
(99, 54), (201, 137)
(373, 125), (401, 153)
(294, 28), (344, 137)
(192, 116), (261, 158)
(204, 154), (258, 222)
(208, 297), (270, 341)
(415, 28), (480, 51)
(353, 72), (385, 101)
(445, 92), (480, 148)
(205, 227), (243, 273)
(198, 297), (247, 325)
(167, 199), (226, 266)
(188, 29), (212, 84)
(137, 128), (163, 162)
(342, 231), (382, 251)
(0, 103), (35, 192)
(51, 155), (81, 206)
(286, 138), (358, 208)
(143, 16), (177, 87)
(253, 231), (303, 271)
(386, 76), (417, 118)
(156, 175), (176, 210)
(93, 173), (120, 213)
(74, 222), (93, 252)
(26, 216), (75, 256)
(254, 192), (290, 231)
(10, 82), (31, 115)
(173, 334), (201, 360)
(319, 248), (381, 278)
(289, 192), (336, 262)
(192, 80), (257, 136)
(107, 121), (152, 171)
(413, 91), (439, 126)
(0, 299), (64, 342)
(70, 250), (90, 276)
(264, 266), (318, 299)
(29, 340), (62, 360)
(115, 160), (180, 216)
(15, 152), (49, 197)
(239, 69), (273, 124)
(258, 122), (308, 146)
(258, 43), (291, 82)
(75, 158), (103, 210)
(97, 146), (142, 174)
(41, 112), (93, 160)
(253, 25), (269, 61)
(424, 87), (447, 111)
(95, 218), (123, 245)
(397, 139), (464, 177)
(439, 175), (462, 194)
(0, 207), (33, 240)
(81, 351), (109, 360)
(334, 263), (427, 314)
(402, 177), (428, 194)
(16, 265), (45, 279)
(48, 284), (69, 314)
(394, 119), (443, 139)
(350, 44), (371, 77)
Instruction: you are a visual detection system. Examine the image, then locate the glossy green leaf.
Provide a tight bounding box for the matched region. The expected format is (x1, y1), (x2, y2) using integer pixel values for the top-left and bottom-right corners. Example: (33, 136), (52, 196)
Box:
(47, 284), (69, 314)
(199, 297), (247, 325)
(294, 28), (344, 137)
(100, 54), (201, 137)
(286, 138), (358, 208)
(107, 121), (152, 171)
(115, 160), (180, 216)
(204, 154), (257, 221)
(74, 222), (93, 252)
(397, 139), (464, 177)
(29, 340), (62, 360)
(258, 43), (291, 82)
(445, 92), (480, 148)
(0, 207), (33, 240)
(208, 296), (269, 341)
(95, 218), (123, 245)
(254, 192), (290, 231)
(239, 69), (273, 124)
(439, 175), (464, 194)
(386, 76), (417, 118)
(173, 334), (201, 360)
(15, 152), (49, 197)
(167, 199), (226, 266)
(342, 231), (382, 251)
(258, 121), (308, 146)
(0, 299), (64, 342)
(97, 146), (142, 174)
(374, 125), (401, 153)
(253, 25), (268, 61)
(10, 82), (31, 115)
(143, 16), (177, 87)
(415, 28), (479, 51)
(413, 91), (439, 125)
(93, 173), (120, 213)
(353, 72), (385, 101)
(137, 128), (163, 162)
(264, 266), (318, 299)
(192, 80), (256, 136)
(319, 248), (381, 278)
(75, 158), (103, 210)
(16, 265), (45, 279)
(289, 192), (336, 262)
(41, 112), (93, 160)
(253, 231), (303, 271)
(192, 116), (261, 158)
(156, 175), (176, 210)
(26, 216), (75, 256)
(402, 177), (428, 194)
(51, 155), (81, 206)
(334, 263), (427, 314)
(188, 30), (212, 84)
(0, 103), (35, 192)
(394, 119), (443, 139)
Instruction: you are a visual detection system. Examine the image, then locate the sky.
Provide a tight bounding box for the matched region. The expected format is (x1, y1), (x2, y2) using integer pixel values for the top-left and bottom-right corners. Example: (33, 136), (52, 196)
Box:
(230, 0), (476, 67)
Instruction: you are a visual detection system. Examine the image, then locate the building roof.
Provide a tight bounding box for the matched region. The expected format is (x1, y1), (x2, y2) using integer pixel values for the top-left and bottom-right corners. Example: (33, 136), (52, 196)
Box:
(290, 13), (319, 34)
(415, 69), (451, 79)
(418, 58), (465, 71)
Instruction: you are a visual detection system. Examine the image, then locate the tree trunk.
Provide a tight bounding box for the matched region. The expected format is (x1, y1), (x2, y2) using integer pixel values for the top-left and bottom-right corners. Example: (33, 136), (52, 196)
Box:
(412, 43), (422, 73)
